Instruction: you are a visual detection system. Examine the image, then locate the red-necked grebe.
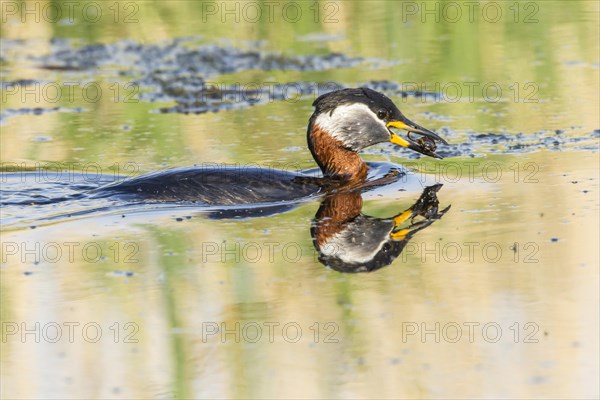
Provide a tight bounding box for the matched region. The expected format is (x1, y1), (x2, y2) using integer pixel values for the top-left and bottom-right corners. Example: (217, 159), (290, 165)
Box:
(95, 88), (448, 204)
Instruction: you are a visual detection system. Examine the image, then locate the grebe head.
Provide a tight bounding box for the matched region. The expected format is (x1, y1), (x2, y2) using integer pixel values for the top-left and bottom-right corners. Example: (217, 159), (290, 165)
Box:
(307, 88), (447, 179)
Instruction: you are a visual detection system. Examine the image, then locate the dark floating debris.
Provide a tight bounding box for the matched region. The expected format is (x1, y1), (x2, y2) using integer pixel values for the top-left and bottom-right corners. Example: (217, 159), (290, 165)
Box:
(1, 38), (596, 157)
(108, 270), (135, 277)
(33, 39), (366, 77)
(25, 38), (440, 116)
(0, 79), (39, 89)
(457, 127), (600, 158)
(0, 107), (85, 125)
(150, 79), (441, 115)
(153, 81), (343, 114)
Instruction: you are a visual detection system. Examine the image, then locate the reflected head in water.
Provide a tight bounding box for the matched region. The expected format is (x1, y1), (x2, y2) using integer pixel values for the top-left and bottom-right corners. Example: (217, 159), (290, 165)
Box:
(312, 184), (450, 273)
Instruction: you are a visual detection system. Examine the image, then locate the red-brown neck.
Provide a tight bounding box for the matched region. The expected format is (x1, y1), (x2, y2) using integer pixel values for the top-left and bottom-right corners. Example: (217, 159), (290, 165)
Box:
(308, 123), (368, 180)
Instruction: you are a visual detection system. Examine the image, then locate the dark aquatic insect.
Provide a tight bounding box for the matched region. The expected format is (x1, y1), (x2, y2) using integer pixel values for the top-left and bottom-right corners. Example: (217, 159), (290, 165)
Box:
(93, 87), (449, 204)
(416, 135), (437, 153)
(408, 132), (438, 157)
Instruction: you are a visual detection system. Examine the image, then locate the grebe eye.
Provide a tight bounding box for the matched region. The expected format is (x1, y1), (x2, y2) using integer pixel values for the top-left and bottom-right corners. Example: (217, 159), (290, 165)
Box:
(377, 110), (388, 120)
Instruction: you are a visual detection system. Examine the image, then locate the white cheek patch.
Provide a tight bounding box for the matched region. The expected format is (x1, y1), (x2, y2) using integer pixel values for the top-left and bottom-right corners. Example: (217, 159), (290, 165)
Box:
(321, 231), (388, 264)
(314, 103), (388, 142)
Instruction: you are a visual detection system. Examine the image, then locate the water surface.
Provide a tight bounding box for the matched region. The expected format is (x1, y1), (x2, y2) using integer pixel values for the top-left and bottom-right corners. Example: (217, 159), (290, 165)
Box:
(1, 1), (599, 398)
